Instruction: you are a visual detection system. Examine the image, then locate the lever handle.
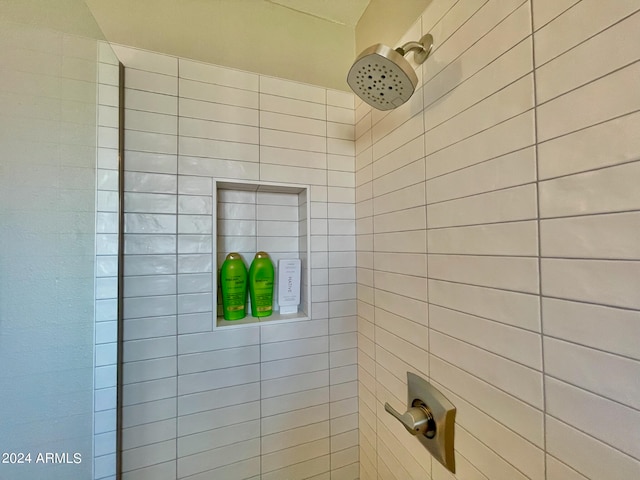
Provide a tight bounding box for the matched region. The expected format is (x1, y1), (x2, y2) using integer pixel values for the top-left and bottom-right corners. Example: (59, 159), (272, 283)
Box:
(385, 401), (436, 438)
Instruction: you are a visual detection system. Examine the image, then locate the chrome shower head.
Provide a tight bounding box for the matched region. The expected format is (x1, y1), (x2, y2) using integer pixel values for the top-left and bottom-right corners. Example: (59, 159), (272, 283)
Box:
(347, 34), (434, 111)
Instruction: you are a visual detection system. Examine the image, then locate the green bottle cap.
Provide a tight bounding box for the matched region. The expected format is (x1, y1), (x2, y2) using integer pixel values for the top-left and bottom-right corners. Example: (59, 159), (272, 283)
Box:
(226, 252), (241, 260)
(255, 251), (269, 259)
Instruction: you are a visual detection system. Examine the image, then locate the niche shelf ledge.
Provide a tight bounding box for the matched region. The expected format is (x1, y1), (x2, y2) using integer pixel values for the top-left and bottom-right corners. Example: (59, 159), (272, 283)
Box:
(213, 178), (311, 329)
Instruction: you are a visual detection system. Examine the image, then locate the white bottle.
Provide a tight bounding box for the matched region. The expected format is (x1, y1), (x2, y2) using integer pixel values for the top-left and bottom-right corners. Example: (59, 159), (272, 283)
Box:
(277, 259), (301, 315)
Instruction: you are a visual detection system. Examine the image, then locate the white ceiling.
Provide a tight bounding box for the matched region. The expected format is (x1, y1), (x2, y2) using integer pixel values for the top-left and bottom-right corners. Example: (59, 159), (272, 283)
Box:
(84, 0), (428, 91)
(265, 0), (371, 26)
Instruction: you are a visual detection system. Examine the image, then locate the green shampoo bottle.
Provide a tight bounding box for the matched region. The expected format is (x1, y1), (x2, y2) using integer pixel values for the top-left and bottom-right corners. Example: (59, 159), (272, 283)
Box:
(249, 251), (274, 317)
(220, 252), (247, 320)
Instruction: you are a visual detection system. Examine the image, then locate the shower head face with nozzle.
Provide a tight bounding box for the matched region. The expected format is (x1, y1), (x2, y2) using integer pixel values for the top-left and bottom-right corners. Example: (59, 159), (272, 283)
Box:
(347, 43), (418, 111)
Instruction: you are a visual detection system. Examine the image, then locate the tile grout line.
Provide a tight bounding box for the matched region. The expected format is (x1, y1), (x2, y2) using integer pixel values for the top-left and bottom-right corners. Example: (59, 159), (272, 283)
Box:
(365, 104), (380, 480)
(175, 57), (180, 480)
(422, 0), (525, 95)
(257, 73), (263, 475)
(322, 87), (329, 477)
(528, 1), (548, 477)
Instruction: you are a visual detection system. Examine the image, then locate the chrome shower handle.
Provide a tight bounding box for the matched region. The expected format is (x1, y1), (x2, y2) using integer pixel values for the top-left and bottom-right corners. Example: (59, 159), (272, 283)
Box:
(385, 373), (457, 473)
(385, 401), (436, 438)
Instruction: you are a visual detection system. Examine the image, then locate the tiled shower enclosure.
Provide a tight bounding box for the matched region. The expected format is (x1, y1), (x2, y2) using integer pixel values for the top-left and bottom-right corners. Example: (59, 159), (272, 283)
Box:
(117, 45), (359, 479)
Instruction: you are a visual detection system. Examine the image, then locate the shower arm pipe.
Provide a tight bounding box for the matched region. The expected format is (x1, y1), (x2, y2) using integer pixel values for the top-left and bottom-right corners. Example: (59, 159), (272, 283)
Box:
(394, 34), (434, 65)
(396, 41), (425, 55)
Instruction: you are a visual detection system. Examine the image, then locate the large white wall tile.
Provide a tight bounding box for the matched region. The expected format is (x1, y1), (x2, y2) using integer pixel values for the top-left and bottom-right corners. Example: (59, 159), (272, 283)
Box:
(428, 183), (537, 228)
(423, 0), (499, 83)
(536, 11), (640, 103)
(537, 62), (640, 141)
(431, 356), (544, 448)
(125, 89), (177, 115)
(112, 3), (640, 477)
(543, 298), (640, 360)
(545, 455), (589, 480)
(126, 69), (177, 96)
(179, 117), (258, 144)
(425, 75), (534, 155)
(179, 58), (259, 90)
(540, 162), (640, 218)
(542, 258), (640, 309)
(546, 376), (640, 459)
(179, 97), (258, 126)
(112, 44), (177, 75)
(429, 279), (540, 332)
(426, 147), (536, 204)
(372, 137), (423, 180)
(546, 416), (640, 480)
(430, 305), (542, 369)
(538, 111), (640, 180)
(429, 254), (539, 294)
(260, 93), (326, 120)
(428, 221), (538, 256)
(426, 111), (535, 179)
(541, 212), (640, 259)
(437, 382), (545, 480)
(545, 337), (640, 410)
(431, 331), (544, 409)
(424, 32), (532, 125)
(532, 0), (580, 31)
(533, 0), (640, 66)
(179, 78), (258, 109)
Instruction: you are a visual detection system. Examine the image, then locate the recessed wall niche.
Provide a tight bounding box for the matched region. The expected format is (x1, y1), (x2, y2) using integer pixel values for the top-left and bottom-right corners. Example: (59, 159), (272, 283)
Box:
(213, 179), (310, 328)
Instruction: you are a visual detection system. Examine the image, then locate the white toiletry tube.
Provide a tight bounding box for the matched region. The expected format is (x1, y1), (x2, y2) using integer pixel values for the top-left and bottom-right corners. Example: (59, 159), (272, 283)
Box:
(278, 259), (301, 315)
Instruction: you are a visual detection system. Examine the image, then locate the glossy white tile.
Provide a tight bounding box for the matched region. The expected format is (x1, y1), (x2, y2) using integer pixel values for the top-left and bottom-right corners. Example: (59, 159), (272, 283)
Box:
(179, 78), (258, 109)
(430, 304), (542, 369)
(429, 254), (539, 294)
(543, 298), (640, 360)
(533, 0), (640, 66)
(260, 93), (325, 120)
(425, 75), (534, 155)
(537, 62), (640, 142)
(429, 279), (540, 332)
(125, 89), (177, 116)
(546, 416), (640, 480)
(426, 147), (536, 204)
(179, 58), (259, 90)
(541, 212), (640, 259)
(546, 376), (640, 459)
(545, 455), (589, 480)
(428, 221), (538, 256)
(544, 337), (640, 409)
(111, 45), (177, 75)
(427, 184), (538, 228)
(178, 136), (259, 162)
(179, 116), (258, 144)
(425, 111), (535, 180)
(125, 69), (177, 96)
(431, 355), (544, 447)
(260, 111), (325, 136)
(540, 162), (640, 218)
(538, 111), (640, 180)
(125, 172), (177, 194)
(532, 0), (580, 31)
(431, 331), (543, 408)
(536, 11), (640, 103)
(541, 258), (640, 309)
(179, 97), (258, 126)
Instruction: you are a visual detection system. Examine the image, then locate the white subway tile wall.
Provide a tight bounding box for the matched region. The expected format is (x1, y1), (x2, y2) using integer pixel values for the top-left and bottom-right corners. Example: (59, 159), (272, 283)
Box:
(356, 1), (640, 480)
(94, 41), (120, 480)
(1, 21), (107, 480)
(118, 46), (356, 478)
(110, 1), (640, 477)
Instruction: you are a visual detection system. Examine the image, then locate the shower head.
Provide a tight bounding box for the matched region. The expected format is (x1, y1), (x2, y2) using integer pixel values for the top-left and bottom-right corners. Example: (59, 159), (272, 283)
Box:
(347, 34), (434, 111)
